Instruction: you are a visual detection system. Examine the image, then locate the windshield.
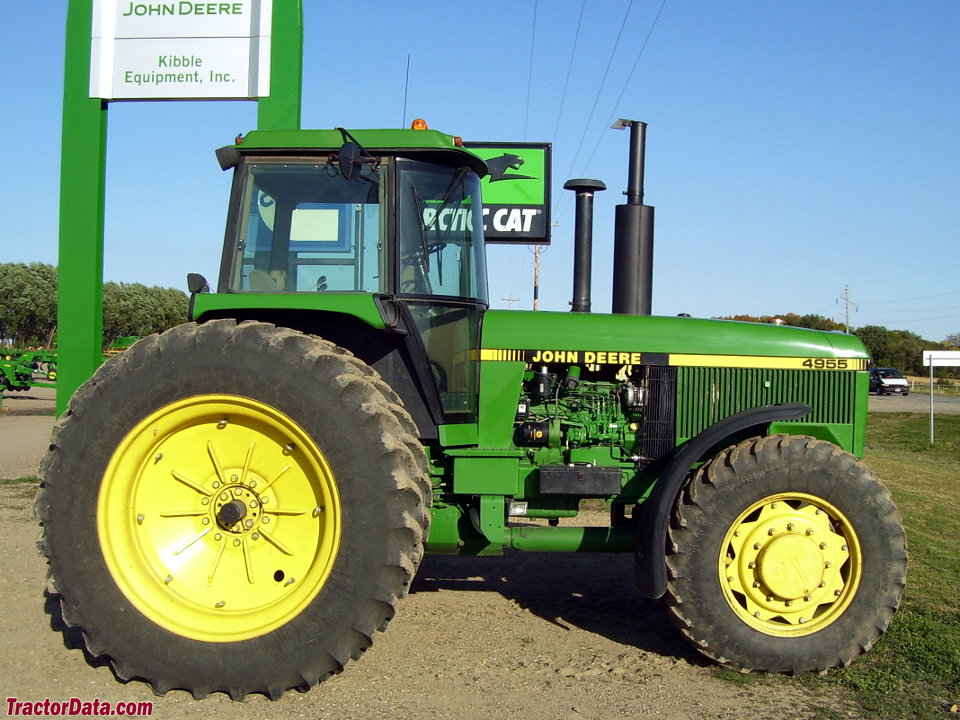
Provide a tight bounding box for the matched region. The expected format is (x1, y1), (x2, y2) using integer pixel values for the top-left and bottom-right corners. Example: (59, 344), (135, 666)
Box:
(397, 159), (488, 302)
(229, 158), (385, 293)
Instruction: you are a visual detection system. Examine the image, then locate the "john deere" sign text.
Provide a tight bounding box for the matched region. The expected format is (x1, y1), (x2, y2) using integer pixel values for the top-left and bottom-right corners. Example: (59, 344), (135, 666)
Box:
(90, 0), (272, 99)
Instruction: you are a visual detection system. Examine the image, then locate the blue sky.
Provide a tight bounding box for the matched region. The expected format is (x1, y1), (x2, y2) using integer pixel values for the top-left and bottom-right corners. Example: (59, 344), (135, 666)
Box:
(2, 1), (958, 342)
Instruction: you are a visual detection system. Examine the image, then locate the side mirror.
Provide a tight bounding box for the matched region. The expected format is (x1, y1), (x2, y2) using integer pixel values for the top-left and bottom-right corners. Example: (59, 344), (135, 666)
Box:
(187, 273), (210, 294)
(186, 273), (210, 321)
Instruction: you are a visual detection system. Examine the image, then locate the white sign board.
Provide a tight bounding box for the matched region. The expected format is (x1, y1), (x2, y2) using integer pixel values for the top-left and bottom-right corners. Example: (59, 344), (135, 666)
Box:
(923, 350), (960, 367)
(90, 0), (272, 99)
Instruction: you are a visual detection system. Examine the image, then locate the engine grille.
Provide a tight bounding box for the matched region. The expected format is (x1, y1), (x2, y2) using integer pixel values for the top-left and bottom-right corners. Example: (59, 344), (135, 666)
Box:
(675, 367), (858, 440)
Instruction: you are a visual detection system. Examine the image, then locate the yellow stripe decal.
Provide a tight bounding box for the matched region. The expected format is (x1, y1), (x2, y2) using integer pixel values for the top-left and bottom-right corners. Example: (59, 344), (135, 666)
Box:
(479, 349), (867, 371)
(669, 355), (867, 371)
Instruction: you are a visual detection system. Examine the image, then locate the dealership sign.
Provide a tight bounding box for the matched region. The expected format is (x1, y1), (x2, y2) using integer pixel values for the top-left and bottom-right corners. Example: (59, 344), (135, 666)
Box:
(90, 0), (272, 99)
(465, 142), (552, 245)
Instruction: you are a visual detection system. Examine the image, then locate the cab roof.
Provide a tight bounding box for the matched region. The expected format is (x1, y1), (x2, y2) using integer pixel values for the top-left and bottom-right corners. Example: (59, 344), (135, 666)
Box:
(227, 128), (488, 177)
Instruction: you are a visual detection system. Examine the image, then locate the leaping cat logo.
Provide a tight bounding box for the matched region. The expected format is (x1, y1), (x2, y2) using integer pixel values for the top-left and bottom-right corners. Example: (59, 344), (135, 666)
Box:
(485, 154), (536, 182)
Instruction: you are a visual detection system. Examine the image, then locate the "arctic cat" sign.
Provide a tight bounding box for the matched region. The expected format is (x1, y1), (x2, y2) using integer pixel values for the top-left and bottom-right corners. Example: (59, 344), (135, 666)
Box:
(465, 142), (551, 245)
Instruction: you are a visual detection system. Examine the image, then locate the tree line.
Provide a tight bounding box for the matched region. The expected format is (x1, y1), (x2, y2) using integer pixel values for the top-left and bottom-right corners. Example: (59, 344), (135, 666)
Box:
(724, 313), (959, 378)
(1, 263), (955, 377)
(0, 262), (188, 349)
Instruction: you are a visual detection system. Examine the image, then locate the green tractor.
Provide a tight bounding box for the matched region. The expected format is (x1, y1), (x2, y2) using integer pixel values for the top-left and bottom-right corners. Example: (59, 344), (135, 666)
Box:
(37, 123), (906, 700)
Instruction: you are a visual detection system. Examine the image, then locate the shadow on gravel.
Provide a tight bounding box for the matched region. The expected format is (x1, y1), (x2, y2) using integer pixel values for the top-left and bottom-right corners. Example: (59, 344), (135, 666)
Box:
(43, 590), (116, 673)
(412, 551), (704, 666)
(1, 392), (56, 416)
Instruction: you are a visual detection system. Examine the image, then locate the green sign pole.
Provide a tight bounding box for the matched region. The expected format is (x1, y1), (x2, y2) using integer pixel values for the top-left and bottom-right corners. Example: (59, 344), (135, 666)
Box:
(56, 0), (302, 416)
(57, 0), (108, 416)
(258, 0), (303, 131)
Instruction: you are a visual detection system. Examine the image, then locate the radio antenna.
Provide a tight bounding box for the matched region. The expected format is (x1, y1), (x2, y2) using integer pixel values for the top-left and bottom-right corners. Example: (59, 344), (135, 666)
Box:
(402, 54), (411, 127)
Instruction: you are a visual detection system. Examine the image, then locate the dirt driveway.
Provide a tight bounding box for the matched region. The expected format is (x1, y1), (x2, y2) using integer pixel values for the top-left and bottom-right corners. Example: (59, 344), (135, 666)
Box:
(0, 386), (869, 718)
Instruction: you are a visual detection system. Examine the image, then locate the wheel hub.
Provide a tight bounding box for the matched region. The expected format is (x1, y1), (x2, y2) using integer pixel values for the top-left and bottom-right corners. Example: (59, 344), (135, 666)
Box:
(755, 532), (824, 600)
(720, 493), (861, 636)
(213, 483), (261, 533)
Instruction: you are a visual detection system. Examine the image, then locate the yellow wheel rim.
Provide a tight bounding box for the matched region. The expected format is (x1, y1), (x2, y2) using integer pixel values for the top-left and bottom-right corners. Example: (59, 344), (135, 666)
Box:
(719, 492), (861, 637)
(98, 395), (341, 643)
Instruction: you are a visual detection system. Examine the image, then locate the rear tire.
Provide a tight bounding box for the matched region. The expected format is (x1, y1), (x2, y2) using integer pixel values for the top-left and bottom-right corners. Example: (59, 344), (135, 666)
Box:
(36, 320), (429, 699)
(664, 434), (906, 673)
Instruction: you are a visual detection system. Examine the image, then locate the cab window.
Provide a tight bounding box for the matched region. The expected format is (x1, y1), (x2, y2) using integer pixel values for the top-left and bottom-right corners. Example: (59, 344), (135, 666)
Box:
(230, 159), (385, 293)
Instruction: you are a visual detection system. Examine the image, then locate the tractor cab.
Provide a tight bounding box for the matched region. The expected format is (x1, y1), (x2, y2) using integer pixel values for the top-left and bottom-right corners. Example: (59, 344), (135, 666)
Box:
(203, 127), (491, 429)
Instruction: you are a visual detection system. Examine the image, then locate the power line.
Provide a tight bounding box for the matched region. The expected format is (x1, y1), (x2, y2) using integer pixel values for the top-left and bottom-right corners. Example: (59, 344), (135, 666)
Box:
(557, 0), (666, 223)
(552, 0), (586, 145)
(857, 289), (960, 306)
(858, 304), (960, 315)
(582, 0), (667, 172)
(563, 0), (635, 184)
(852, 262), (960, 288)
(523, 0), (539, 140)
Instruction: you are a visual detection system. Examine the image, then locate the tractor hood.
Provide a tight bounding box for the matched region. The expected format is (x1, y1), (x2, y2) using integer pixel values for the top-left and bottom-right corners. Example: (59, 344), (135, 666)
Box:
(480, 311), (869, 369)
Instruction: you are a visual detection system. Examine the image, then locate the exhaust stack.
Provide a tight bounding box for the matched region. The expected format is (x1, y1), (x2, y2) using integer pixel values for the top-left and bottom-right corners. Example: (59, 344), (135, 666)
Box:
(611, 119), (655, 316)
(564, 178), (606, 313)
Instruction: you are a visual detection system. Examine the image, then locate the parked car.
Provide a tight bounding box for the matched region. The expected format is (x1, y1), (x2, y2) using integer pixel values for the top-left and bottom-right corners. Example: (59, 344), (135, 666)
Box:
(869, 367), (910, 395)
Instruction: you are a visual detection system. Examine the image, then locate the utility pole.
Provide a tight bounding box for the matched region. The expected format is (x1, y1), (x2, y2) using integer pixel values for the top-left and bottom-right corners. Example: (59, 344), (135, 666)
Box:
(836, 285), (858, 333)
(533, 244), (541, 310)
(501, 296), (520, 309)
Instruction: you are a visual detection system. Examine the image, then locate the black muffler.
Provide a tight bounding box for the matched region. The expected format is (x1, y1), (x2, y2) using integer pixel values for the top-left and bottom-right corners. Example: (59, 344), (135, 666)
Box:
(611, 119), (655, 316)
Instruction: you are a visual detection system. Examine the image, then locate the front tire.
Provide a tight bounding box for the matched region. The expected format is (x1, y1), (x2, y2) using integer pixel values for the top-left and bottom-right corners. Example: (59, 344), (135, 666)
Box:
(665, 434), (906, 673)
(36, 320), (429, 699)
